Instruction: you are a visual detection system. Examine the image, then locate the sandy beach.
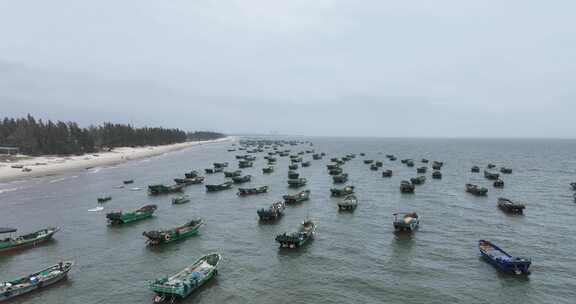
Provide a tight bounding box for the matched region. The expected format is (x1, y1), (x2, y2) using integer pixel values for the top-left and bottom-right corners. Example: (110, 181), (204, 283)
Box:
(0, 137), (234, 182)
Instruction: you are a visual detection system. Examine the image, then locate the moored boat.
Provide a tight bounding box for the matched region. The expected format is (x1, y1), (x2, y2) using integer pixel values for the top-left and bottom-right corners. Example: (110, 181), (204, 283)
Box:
(333, 173), (349, 183)
(275, 220), (316, 248)
(232, 175), (252, 184)
(370, 164), (379, 171)
(97, 196), (112, 203)
(238, 160), (253, 168)
(287, 178), (307, 188)
(301, 161), (311, 167)
(416, 167), (427, 174)
(143, 219), (204, 246)
(471, 166), (480, 173)
(410, 176), (426, 185)
(0, 261), (74, 301)
(283, 190), (311, 204)
(478, 240), (531, 275)
(224, 170), (242, 178)
(497, 198), (525, 214)
(106, 205), (158, 224)
(328, 167), (343, 175)
(288, 164), (298, 170)
(174, 176), (204, 185)
(493, 179), (505, 188)
(123, 180), (134, 184)
(500, 167), (513, 174)
(262, 166), (274, 174)
(382, 170), (393, 177)
(205, 181), (233, 192)
(484, 170), (500, 180)
(393, 212), (419, 232)
(287, 170), (300, 179)
(172, 195), (191, 205)
(257, 201), (286, 221)
(338, 195), (358, 211)
(432, 170), (442, 179)
(0, 227), (59, 253)
(184, 170), (200, 179)
(237, 186), (269, 196)
(330, 185), (354, 197)
(400, 181), (415, 193)
(465, 184), (488, 196)
(150, 253), (221, 303)
(148, 184), (185, 195)
(432, 161), (443, 170)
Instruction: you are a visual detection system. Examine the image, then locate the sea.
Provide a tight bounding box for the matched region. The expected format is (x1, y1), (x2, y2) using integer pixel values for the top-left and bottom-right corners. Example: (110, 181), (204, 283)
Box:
(0, 137), (575, 304)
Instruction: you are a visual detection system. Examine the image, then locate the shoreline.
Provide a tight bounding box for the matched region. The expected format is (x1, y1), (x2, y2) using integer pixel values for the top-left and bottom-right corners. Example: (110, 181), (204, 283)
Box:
(0, 137), (235, 183)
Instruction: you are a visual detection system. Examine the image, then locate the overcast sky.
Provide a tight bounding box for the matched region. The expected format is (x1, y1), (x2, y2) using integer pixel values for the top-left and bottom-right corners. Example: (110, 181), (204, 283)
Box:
(1, 1), (575, 137)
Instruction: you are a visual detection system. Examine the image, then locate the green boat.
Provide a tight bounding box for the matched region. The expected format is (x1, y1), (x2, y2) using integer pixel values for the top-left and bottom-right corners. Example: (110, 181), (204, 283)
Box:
(97, 196), (112, 203)
(150, 253), (221, 303)
(0, 260), (74, 301)
(333, 173), (348, 183)
(275, 220), (316, 248)
(205, 181), (233, 192)
(174, 176), (204, 185)
(262, 166), (274, 174)
(106, 204), (158, 224)
(330, 186), (355, 197)
(287, 177), (307, 188)
(143, 219), (204, 246)
(283, 190), (311, 204)
(287, 170), (300, 179)
(148, 184), (185, 195)
(238, 160), (253, 168)
(0, 227), (59, 253)
(232, 175), (252, 184)
(172, 195), (191, 205)
(224, 170), (242, 178)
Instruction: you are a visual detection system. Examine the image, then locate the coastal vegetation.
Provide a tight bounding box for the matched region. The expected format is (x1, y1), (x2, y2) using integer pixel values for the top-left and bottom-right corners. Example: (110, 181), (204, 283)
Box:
(0, 115), (225, 156)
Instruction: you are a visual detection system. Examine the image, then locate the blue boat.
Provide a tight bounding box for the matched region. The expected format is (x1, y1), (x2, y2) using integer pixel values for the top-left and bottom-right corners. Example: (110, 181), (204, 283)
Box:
(478, 240), (531, 275)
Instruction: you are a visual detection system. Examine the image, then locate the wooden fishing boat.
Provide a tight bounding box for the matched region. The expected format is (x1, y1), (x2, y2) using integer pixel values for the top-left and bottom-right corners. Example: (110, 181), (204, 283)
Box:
(224, 170), (242, 178)
(213, 162), (229, 168)
(493, 179), (505, 188)
(416, 167), (427, 174)
(312, 154), (322, 160)
(432, 170), (442, 179)
(287, 178), (307, 188)
(205, 181), (233, 192)
(326, 164), (340, 170)
(275, 220), (316, 249)
(497, 198), (525, 214)
(257, 201), (286, 221)
(148, 184), (185, 195)
(97, 196), (112, 203)
(232, 175), (252, 184)
(570, 182), (576, 190)
(174, 176), (204, 185)
(421, 158), (429, 163)
(479, 240), (531, 275)
(471, 166), (480, 173)
(237, 186), (269, 196)
(150, 253), (221, 303)
(393, 212), (420, 232)
(465, 184), (488, 196)
(184, 170), (200, 179)
(288, 164), (298, 170)
(382, 170), (393, 177)
(288, 170), (300, 179)
(143, 219), (204, 246)
(363, 159), (374, 164)
(410, 176), (426, 185)
(328, 167), (343, 175)
(106, 205), (158, 224)
(487, 163), (496, 169)
(330, 186), (354, 197)
(400, 181), (415, 193)
(338, 195), (358, 211)
(406, 160), (415, 167)
(238, 160), (253, 168)
(172, 195), (191, 205)
(283, 190), (311, 204)
(333, 173), (348, 184)
(262, 166), (274, 174)
(204, 168), (216, 174)
(123, 180), (134, 184)
(301, 161), (311, 167)
(484, 170), (500, 180)
(432, 161), (443, 170)
(375, 161), (383, 167)
(500, 167), (513, 174)
(0, 261), (74, 301)
(370, 164), (379, 171)
(0, 227), (59, 253)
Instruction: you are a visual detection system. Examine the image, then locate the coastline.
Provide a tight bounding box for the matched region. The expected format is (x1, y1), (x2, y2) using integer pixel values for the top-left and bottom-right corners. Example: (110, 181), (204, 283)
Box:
(0, 137), (235, 183)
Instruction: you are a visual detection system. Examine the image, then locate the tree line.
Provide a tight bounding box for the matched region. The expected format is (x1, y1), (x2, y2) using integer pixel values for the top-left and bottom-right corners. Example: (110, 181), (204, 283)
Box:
(0, 115), (225, 156)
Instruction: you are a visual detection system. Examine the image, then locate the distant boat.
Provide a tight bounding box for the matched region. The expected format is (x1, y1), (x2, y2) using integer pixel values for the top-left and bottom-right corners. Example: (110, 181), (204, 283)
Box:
(149, 253), (221, 303)
(393, 212), (419, 232)
(338, 195), (358, 212)
(97, 196), (112, 203)
(148, 184), (185, 195)
(88, 206), (104, 212)
(0, 261), (74, 301)
(479, 240), (531, 275)
(172, 195), (191, 205)
(257, 201), (286, 221)
(205, 181), (233, 192)
(465, 184), (488, 196)
(237, 186), (269, 196)
(497, 198), (525, 214)
(0, 227), (59, 253)
(287, 178), (307, 188)
(331, 186), (354, 197)
(123, 180), (134, 184)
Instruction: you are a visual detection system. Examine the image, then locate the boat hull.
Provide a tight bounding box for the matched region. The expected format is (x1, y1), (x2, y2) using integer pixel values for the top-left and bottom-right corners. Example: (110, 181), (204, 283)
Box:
(0, 229), (58, 253)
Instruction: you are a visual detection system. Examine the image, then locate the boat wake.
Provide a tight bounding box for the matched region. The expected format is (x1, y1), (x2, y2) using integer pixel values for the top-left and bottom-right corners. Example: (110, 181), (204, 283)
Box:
(0, 187), (21, 195)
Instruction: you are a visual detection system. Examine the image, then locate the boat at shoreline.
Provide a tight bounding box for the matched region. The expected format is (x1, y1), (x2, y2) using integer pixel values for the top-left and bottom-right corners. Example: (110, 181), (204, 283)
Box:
(479, 240), (531, 275)
(150, 253), (221, 303)
(106, 205), (158, 224)
(0, 261), (74, 301)
(275, 220), (316, 248)
(143, 219), (204, 246)
(0, 227), (59, 253)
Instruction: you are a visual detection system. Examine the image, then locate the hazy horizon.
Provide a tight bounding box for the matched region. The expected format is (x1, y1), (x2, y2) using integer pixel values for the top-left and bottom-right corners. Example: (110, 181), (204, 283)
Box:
(1, 1), (575, 138)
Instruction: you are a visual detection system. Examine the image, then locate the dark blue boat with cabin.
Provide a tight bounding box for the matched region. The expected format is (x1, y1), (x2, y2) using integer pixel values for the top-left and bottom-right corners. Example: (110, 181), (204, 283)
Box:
(478, 240), (531, 275)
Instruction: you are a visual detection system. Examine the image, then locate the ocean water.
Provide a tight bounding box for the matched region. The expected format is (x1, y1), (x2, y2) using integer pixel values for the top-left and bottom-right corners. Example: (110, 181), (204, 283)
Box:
(0, 137), (575, 304)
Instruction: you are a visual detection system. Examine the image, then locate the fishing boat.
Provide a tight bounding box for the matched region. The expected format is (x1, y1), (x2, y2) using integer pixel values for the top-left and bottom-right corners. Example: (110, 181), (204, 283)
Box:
(500, 167), (513, 174)
(471, 166), (480, 173)
(393, 212), (420, 232)
(150, 253), (221, 303)
(287, 170), (300, 179)
(410, 176), (426, 185)
(123, 180), (134, 184)
(232, 175), (252, 184)
(224, 170), (242, 178)
(143, 219), (204, 246)
(106, 205), (158, 225)
(238, 160), (253, 168)
(487, 163), (496, 169)
(237, 186), (269, 196)
(184, 171), (200, 179)
(417, 167), (427, 174)
(312, 154), (322, 160)
(174, 176), (204, 185)
(283, 190), (311, 204)
(288, 164), (298, 170)
(497, 198), (525, 214)
(370, 164), (379, 171)
(205, 181), (233, 192)
(262, 166), (274, 174)
(326, 164), (340, 170)
(432, 161), (444, 170)
(333, 173), (349, 183)
(493, 179), (505, 188)
(406, 160), (415, 167)
(570, 182), (576, 190)
(172, 195), (191, 205)
(148, 184), (185, 195)
(301, 161), (311, 167)
(363, 160), (374, 164)
(375, 161), (383, 167)
(484, 170), (500, 180)
(382, 170), (393, 177)
(338, 195), (358, 211)
(275, 220), (316, 249)
(421, 158), (429, 163)
(478, 240), (531, 275)
(400, 181), (415, 193)
(97, 196), (112, 203)
(0, 261), (74, 302)
(330, 185), (354, 197)
(287, 178), (307, 188)
(432, 170), (442, 179)
(204, 168), (216, 174)
(328, 167), (343, 175)
(0, 227), (59, 253)
(213, 162), (229, 169)
(257, 201), (286, 221)
(465, 184), (488, 196)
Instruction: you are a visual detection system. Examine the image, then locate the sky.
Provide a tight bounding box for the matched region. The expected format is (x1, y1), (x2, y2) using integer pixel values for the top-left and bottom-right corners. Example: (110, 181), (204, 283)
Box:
(0, 0), (575, 138)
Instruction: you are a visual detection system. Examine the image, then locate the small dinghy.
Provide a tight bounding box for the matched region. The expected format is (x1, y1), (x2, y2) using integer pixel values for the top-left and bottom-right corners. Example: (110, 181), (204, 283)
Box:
(478, 240), (531, 275)
(88, 206), (104, 212)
